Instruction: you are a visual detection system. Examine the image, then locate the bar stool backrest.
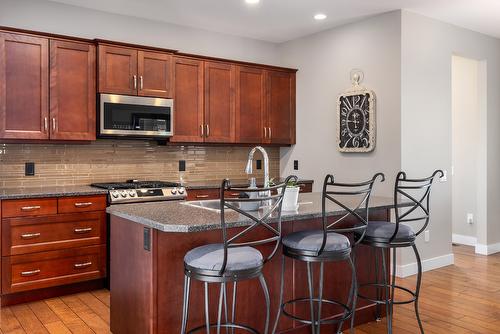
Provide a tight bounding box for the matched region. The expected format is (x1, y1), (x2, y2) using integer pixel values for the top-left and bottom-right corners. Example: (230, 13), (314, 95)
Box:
(320, 173), (385, 254)
(392, 170), (444, 242)
(218, 175), (297, 276)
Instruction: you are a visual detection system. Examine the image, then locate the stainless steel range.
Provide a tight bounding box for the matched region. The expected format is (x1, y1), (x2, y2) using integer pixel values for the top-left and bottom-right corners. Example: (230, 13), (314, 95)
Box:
(91, 180), (187, 204)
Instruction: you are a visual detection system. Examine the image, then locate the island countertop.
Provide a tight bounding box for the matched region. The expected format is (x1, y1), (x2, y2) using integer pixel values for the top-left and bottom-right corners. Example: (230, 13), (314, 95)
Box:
(106, 192), (400, 233)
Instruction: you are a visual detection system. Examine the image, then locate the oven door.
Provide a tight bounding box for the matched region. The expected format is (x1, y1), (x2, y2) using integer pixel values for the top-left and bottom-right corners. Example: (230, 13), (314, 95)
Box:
(100, 94), (173, 137)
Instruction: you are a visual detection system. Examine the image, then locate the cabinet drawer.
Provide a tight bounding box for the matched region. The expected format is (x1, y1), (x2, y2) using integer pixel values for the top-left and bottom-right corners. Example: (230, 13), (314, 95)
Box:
(2, 212), (106, 256)
(58, 195), (107, 213)
(2, 198), (57, 218)
(2, 245), (106, 294)
(186, 189), (220, 201)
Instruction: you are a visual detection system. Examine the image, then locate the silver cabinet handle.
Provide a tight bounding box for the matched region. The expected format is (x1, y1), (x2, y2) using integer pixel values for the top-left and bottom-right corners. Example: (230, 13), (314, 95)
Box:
(74, 227), (92, 234)
(200, 124), (204, 137)
(140, 75), (143, 90)
(74, 202), (93, 208)
(133, 75), (137, 89)
(44, 117), (48, 132)
(195, 195), (209, 199)
(52, 118), (56, 132)
(74, 262), (92, 269)
(268, 127), (272, 139)
(21, 232), (41, 240)
(264, 127), (267, 138)
(21, 269), (41, 277)
(206, 124), (210, 137)
(21, 205), (41, 212)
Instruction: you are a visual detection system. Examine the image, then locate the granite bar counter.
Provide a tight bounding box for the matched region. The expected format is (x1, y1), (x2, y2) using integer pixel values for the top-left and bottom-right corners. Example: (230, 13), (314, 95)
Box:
(109, 192), (395, 334)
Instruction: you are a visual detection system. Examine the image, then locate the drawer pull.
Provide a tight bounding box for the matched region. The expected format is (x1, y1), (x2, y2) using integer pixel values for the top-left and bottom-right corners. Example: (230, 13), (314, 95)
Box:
(21, 269), (41, 277)
(230, 193), (240, 196)
(74, 262), (92, 269)
(74, 227), (93, 234)
(21, 232), (41, 240)
(74, 202), (93, 208)
(20, 205), (41, 212)
(195, 195), (210, 199)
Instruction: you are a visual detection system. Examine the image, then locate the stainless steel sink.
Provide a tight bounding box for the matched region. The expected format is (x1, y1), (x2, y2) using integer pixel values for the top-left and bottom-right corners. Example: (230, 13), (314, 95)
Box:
(180, 200), (228, 213)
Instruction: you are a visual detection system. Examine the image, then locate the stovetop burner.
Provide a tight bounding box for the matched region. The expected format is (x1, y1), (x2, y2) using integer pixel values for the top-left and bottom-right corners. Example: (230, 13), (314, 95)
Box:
(91, 180), (180, 190)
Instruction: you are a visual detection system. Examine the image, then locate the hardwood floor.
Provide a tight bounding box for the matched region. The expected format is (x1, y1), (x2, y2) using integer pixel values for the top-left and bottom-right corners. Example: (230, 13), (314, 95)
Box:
(1, 245), (498, 333)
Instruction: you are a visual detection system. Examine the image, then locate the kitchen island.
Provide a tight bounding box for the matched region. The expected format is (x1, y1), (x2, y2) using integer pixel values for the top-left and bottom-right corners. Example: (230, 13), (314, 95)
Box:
(107, 192), (398, 334)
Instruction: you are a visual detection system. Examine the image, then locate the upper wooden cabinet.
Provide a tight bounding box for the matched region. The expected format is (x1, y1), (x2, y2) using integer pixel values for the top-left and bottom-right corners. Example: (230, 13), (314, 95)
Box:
(0, 31), (96, 141)
(0, 32), (49, 140)
(235, 66), (266, 144)
(98, 45), (172, 98)
(50, 40), (96, 141)
(266, 70), (296, 145)
(204, 61), (235, 143)
(170, 57), (204, 143)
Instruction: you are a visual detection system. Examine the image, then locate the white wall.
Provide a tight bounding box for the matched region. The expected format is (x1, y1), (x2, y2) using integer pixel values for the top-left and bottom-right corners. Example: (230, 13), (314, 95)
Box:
(451, 56), (481, 240)
(0, 0), (281, 65)
(278, 11), (402, 198)
(401, 11), (500, 264)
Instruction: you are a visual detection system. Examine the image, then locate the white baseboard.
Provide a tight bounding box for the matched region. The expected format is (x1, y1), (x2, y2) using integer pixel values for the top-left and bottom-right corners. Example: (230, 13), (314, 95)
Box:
(452, 233), (477, 246)
(475, 242), (500, 255)
(395, 253), (454, 278)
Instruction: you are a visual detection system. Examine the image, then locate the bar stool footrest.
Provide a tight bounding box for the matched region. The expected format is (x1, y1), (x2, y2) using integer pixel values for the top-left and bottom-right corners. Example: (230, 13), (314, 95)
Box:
(281, 297), (352, 326)
(187, 322), (259, 334)
(358, 282), (417, 305)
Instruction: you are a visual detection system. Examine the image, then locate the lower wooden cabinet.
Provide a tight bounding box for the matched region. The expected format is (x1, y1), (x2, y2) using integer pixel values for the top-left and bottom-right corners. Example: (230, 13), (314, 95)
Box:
(0, 195), (107, 304)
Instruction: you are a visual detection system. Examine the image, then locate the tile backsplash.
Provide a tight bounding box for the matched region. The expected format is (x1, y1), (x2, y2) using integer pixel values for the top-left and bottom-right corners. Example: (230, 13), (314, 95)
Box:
(0, 140), (280, 188)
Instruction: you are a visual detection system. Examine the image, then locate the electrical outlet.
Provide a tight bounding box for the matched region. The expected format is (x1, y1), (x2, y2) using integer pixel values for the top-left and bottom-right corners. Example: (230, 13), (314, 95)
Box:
(424, 230), (430, 242)
(293, 160), (299, 170)
(25, 162), (35, 176)
(440, 170), (448, 182)
(256, 159), (262, 170)
(467, 213), (474, 225)
(179, 160), (186, 172)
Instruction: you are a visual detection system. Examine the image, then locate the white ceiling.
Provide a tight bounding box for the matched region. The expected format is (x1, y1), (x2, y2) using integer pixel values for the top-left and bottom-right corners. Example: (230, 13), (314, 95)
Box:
(47, 0), (500, 43)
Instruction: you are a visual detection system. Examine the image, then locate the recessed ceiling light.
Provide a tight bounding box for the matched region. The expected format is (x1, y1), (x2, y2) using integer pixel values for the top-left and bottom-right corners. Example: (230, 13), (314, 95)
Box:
(314, 13), (327, 20)
(245, 0), (260, 4)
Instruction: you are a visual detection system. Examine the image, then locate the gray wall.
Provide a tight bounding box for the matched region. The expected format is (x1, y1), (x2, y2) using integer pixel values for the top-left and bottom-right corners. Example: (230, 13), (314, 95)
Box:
(278, 11), (402, 198)
(401, 11), (500, 261)
(0, 0), (281, 65)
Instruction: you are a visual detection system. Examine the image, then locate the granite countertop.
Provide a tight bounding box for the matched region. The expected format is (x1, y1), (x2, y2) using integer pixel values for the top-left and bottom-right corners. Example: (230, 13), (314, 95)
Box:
(184, 178), (314, 190)
(107, 192), (400, 233)
(0, 185), (108, 200)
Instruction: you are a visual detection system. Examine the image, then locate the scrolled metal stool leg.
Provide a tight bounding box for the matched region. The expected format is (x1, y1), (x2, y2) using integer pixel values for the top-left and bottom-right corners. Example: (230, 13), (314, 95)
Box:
(217, 283), (224, 334)
(374, 247), (381, 321)
(306, 262), (317, 334)
(181, 275), (191, 334)
(412, 244), (425, 334)
(204, 282), (210, 334)
(272, 254), (285, 334)
(231, 282), (237, 334)
(317, 262), (324, 334)
(389, 248), (397, 334)
(350, 255), (358, 334)
(381, 248), (392, 334)
(259, 274), (271, 334)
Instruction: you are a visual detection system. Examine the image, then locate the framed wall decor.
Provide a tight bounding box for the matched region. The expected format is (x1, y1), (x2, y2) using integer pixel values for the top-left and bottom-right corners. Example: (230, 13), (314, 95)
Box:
(336, 70), (376, 152)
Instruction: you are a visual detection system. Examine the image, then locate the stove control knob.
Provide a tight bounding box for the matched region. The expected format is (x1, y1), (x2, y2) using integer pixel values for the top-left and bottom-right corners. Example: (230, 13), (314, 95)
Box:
(111, 191), (119, 199)
(120, 190), (128, 198)
(171, 188), (178, 195)
(128, 190), (136, 197)
(178, 188), (185, 195)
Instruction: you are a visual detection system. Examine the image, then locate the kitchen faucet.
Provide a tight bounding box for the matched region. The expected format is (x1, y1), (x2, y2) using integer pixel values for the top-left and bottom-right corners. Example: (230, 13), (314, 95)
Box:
(244, 146), (270, 188)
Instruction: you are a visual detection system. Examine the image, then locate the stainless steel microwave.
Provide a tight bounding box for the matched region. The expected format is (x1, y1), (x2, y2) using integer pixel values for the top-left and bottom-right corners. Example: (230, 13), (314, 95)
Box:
(99, 94), (173, 138)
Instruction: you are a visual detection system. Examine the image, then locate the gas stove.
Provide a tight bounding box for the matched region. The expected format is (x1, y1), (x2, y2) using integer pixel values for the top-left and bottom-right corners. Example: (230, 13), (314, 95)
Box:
(91, 180), (187, 204)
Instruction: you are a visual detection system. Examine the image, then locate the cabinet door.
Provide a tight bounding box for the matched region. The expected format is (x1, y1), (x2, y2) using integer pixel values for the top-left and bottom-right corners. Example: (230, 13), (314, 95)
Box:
(170, 57), (204, 143)
(50, 40), (96, 141)
(0, 32), (49, 140)
(98, 45), (137, 95)
(138, 51), (172, 98)
(235, 66), (266, 144)
(204, 61), (235, 143)
(267, 70), (296, 145)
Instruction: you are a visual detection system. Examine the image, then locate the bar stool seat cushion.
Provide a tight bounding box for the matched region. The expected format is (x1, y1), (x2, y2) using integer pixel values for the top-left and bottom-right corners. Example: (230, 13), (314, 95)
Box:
(282, 230), (351, 253)
(360, 221), (415, 242)
(184, 243), (263, 272)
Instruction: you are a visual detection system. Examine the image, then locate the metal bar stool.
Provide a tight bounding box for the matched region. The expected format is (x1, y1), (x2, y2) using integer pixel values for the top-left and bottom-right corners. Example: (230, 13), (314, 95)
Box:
(272, 173), (384, 334)
(356, 170), (443, 334)
(181, 175), (297, 334)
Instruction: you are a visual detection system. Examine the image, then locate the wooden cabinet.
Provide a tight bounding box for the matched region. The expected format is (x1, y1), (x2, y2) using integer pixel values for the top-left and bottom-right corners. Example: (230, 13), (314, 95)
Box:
(204, 61), (235, 143)
(1, 195), (107, 304)
(186, 189), (220, 201)
(0, 31), (96, 141)
(235, 66), (266, 143)
(266, 70), (296, 145)
(171, 57), (204, 143)
(98, 45), (172, 98)
(0, 32), (49, 140)
(50, 40), (96, 140)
